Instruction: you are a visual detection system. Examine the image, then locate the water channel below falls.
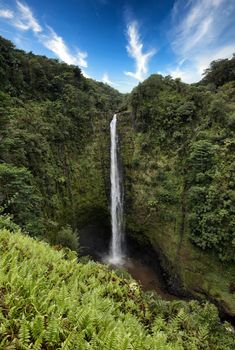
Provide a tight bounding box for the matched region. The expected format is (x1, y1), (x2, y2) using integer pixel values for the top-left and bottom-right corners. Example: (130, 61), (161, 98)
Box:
(79, 223), (177, 301)
(108, 256), (176, 301)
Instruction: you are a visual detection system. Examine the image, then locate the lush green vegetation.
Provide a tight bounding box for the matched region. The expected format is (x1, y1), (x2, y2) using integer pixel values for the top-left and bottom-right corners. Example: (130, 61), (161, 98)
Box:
(126, 55), (235, 262)
(1, 35), (233, 263)
(0, 35), (234, 340)
(0, 228), (234, 350)
(200, 54), (235, 88)
(0, 35), (123, 246)
(117, 56), (235, 317)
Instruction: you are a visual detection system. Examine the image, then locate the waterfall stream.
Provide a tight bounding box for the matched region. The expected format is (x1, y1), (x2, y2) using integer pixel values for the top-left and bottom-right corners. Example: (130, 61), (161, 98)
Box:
(86, 113), (176, 299)
(109, 114), (124, 264)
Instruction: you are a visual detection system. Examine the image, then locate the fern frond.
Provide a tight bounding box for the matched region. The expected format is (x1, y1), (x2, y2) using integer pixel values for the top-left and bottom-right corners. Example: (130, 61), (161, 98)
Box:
(45, 316), (60, 345)
(31, 314), (44, 340)
(18, 317), (30, 347)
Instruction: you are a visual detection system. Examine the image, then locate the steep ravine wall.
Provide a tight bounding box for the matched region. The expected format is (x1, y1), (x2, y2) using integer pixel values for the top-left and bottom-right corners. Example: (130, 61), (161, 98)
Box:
(74, 115), (111, 231)
(78, 115), (112, 256)
(117, 111), (235, 318)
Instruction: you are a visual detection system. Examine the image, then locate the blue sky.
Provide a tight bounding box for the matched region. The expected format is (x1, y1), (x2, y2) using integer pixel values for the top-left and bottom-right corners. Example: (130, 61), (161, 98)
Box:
(0, 0), (234, 92)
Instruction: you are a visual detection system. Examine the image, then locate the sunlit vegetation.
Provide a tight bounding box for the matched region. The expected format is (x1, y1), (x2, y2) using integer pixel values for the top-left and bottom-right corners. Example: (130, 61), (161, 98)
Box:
(0, 35), (235, 348)
(0, 229), (234, 349)
(127, 55), (235, 262)
(0, 35), (123, 246)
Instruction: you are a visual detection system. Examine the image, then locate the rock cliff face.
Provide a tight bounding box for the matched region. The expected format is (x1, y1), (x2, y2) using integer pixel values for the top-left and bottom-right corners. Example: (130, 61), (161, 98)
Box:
(0, 35), (122, 242)
(117, 75), (235, 317)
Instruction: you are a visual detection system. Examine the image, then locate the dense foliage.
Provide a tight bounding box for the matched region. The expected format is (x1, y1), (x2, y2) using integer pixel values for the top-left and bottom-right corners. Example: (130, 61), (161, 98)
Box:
(201, 54), (235, 88)
(0, 36), (123, 245)
(127, 55), (235, 262)
(0, 229), (234, 350)
(0, 34), (234, 330)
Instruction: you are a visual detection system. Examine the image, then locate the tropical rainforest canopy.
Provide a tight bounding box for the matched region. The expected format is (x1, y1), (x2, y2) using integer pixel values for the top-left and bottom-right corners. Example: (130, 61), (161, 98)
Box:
(0, 35), (235, 349)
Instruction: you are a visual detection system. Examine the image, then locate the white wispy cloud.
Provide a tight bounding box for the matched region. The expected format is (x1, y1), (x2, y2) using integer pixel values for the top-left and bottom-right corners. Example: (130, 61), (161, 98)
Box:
(172, 0), (224, 57)
(0, 9), (14, 19)
(82, 70), (90, 78)
(124, 21), (155, 81)
(14, 0), (42, 33)
(167, 66), (197, 83)
(102, 72), (138, 91)
(0, 1), (88, 71)
(41, 27), (88, 68)
(102, 72), (114, 86)
(168, 0), (235, 82)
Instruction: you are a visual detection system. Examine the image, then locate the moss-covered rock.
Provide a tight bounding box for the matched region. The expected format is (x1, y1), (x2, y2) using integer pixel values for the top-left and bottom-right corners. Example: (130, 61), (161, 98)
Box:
(118, 85), (235, 317)
(0, 35), (122, 242)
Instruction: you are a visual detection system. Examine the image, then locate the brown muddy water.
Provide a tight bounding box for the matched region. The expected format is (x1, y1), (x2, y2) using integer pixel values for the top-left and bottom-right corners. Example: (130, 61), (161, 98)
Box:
(79, 224), (177, 300)
(121, 257), (176, 300)
(102, 254), (177, 301)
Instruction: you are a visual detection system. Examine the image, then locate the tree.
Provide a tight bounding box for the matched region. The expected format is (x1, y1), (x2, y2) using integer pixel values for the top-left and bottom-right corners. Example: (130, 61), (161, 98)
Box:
(0, 163), (43, 235)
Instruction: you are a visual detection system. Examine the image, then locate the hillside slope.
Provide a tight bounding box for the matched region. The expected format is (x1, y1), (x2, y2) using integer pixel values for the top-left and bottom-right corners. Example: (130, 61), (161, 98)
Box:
(118, 57), (235, 316)
(0, 35), (234, 321)
(0, 229), (234, 349)
(0, 36), (124, 244)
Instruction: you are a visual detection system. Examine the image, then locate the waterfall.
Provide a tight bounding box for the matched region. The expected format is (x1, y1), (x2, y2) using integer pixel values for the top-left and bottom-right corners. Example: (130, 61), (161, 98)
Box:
(109, 114), (124, 264)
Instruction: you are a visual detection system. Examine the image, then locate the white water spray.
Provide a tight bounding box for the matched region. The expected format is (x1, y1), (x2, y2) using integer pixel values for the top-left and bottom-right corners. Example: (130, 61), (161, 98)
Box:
(109, 114), (124, 264)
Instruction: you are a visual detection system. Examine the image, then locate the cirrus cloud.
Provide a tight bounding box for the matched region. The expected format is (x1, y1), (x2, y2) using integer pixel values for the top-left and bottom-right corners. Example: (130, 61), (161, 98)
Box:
(102, 72), (115, 86)
(14, 0), (42, 33)
(168, 0), (235, 83)
(0, 1), (88, 73)
(0, 9), (14, 19)
(41, 27), (88, 68)
(124, 21), (155, 82)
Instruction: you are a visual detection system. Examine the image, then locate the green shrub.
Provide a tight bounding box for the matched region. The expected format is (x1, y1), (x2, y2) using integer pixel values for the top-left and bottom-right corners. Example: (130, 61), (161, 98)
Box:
(54, 225), (79, 251)
(0, 163), (43, 235)
(0, 229), (234, 350)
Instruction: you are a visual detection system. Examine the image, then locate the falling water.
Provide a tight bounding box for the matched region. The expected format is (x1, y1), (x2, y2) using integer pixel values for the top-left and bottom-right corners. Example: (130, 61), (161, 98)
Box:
(109, 114), (124, 264)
